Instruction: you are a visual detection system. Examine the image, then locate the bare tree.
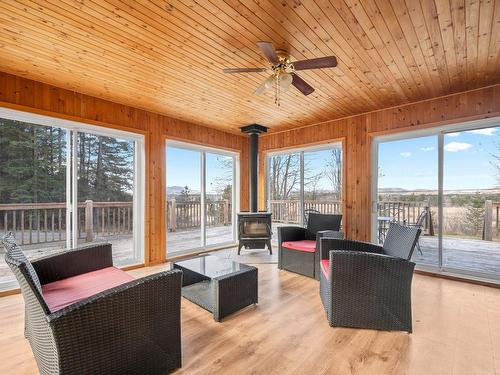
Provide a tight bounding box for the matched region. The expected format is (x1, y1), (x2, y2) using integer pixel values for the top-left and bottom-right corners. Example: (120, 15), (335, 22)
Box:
(211, 156), (233, 199)
(269, 154), (300, 200)
(304, 172), (322, 200)
(324, 149), (342, 200)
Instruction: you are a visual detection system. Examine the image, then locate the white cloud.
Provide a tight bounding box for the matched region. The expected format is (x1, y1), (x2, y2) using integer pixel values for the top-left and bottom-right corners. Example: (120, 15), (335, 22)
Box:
(420, 147), (435, 152)
(400, 152), (412, 158)
(444, 142), (472, 152)
(470, 128), (497, 136)
(447, 132), (461, 137)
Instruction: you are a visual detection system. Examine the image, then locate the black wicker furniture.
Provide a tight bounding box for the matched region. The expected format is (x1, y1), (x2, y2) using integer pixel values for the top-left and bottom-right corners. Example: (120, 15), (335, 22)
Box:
(278, 213), (342, 279)
(173, 254), (258, 321)
(1, 233), (182, 375)
(408, 209), (428, 255)
(319, 222), (421, 332)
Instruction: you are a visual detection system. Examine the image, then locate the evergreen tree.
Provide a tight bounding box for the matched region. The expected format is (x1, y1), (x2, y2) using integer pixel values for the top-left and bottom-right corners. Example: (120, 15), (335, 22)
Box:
(465, 193), (485, 236)
(0, 119), (134, 205)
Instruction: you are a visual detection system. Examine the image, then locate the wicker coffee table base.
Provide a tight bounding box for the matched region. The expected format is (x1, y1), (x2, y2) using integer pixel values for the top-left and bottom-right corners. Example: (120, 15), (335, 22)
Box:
(174, 263), (258, 321)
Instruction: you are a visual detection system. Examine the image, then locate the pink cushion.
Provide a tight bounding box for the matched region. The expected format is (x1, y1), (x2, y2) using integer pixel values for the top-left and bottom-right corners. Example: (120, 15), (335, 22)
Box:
(42, 267), (135, 312)
(282, 240), (316, 253)
(320, 259), (330, 280)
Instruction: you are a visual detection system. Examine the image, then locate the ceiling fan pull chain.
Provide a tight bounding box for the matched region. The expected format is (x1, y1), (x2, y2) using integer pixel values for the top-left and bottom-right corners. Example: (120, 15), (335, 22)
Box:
(275, 74), (280, 107)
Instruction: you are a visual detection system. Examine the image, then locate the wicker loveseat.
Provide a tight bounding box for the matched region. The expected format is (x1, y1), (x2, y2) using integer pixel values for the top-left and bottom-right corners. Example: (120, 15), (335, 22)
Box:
(319, 222), (421, 332)
(278, 213), (342, 279)
(1, 232), (182, 375)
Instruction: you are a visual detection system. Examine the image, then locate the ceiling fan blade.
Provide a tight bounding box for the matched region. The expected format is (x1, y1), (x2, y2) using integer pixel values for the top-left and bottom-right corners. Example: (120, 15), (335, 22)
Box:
(223, 67), (268, 73)
(293, 56), (338, 71)
(256, 41), (279, 64)
(292, 74), (315, 96)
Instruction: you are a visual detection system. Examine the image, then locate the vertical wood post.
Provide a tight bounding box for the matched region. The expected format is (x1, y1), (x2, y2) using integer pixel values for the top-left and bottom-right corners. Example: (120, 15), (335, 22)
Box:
(483, 200), (493, 241)
(223, 199), (229, 226)
(85, 200), (94, 242)
(169, 199), (176, 232)
(426, 200), (434, 236)
(496, 205), (499, 234)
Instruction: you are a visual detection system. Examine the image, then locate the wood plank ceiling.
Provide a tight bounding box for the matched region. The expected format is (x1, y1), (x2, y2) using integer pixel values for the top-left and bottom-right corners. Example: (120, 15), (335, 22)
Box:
(0, 0), (499, 133)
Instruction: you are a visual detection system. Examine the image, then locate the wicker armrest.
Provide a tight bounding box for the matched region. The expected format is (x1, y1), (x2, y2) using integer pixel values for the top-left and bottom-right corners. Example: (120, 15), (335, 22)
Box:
(47, 269), (182, 373)
(277, 226), (307, 243)
(316, 230), (343, 251)
(32, 243), (113, 284)
(320, 238), (383, 259)
(328, 250), (415, 294)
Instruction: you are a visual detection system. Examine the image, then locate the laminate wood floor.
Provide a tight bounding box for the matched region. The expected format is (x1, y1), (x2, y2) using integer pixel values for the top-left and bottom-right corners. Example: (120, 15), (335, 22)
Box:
(1, 263), (499, 374)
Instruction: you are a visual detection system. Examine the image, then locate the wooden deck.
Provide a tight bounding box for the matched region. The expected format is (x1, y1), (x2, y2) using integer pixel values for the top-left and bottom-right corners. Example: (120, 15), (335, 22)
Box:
(414, 236), (500, 276)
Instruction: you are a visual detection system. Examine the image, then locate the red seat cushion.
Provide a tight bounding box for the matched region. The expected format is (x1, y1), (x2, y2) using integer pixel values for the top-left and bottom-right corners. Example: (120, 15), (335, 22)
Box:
(320, 259), (330, 280)
(42, 267), (135, 312)
(281, 240), (316, 253)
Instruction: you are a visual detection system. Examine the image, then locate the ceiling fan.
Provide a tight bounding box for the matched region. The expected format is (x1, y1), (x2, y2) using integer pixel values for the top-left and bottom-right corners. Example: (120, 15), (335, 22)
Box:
(223, 41), (337, 106)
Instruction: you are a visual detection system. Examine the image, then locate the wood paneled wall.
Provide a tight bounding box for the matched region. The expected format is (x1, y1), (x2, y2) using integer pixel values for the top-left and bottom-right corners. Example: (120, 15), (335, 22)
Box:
(259, 84), (500, 241)
(3, 70), (500, 259)
(0, 72), (249, 265)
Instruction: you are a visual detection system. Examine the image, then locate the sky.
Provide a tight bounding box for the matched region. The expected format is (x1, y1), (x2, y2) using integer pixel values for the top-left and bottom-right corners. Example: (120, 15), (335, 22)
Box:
(378, 126), (500, 191)
(167, 146), (340, 194)
(167, 127), (500, 195)
(166, 147), (233, 194)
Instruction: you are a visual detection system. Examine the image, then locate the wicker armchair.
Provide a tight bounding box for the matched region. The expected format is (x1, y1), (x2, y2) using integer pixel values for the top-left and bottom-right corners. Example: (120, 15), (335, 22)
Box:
(319, 222), (421, 332)
(1, 233), (182, 375)
(278, 213), (342, 279)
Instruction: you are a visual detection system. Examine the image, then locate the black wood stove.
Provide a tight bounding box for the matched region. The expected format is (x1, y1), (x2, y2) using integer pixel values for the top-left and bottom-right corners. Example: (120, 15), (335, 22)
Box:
(238, 124), (272, 255)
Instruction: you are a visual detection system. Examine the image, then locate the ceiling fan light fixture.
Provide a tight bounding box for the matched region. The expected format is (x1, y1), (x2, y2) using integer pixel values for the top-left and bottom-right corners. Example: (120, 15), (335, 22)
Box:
(279, 73), (293, 92)
(263, 75), (275, 89)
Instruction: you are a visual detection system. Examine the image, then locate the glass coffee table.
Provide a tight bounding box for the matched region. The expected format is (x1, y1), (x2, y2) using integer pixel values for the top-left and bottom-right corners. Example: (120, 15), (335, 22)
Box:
(173, 254), (258, 321)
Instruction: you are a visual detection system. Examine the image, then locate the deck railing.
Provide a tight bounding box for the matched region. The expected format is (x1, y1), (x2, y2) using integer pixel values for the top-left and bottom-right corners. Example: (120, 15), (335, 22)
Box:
(9, 199), (500, 245)
(0, 201), (133, 245)
(269, 200), (342, 224)
(377, 200), (434, 235)
(268, 199), (434, 234)
(167, 199), (231, 232)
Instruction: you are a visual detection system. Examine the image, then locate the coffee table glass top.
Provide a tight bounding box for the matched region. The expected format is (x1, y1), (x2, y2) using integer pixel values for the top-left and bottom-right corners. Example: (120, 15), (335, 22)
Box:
(174, 254), (250, 278)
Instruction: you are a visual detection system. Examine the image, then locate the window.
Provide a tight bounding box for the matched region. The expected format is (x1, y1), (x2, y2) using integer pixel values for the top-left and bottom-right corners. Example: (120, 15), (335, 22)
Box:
(266, 143), (343, 240)
(0, 108), (145, 291)
(166, 141), (237, 256)
(373, 117), (500, 282)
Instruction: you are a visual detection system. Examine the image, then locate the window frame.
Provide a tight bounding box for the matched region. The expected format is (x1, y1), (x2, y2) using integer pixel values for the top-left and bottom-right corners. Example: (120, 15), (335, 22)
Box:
(265, 141), (344, 227)
(371, 115), (500, 284)
(0, 107), (146, 269)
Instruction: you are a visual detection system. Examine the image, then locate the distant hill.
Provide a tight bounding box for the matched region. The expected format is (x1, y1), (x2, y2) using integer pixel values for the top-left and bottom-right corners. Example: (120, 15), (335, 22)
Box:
(379, 186), (500, 195)
(167, 186), (200, 195)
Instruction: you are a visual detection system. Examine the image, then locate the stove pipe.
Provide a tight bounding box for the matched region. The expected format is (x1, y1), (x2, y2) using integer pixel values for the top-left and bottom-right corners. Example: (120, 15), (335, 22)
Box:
(241, 124), (268, 212)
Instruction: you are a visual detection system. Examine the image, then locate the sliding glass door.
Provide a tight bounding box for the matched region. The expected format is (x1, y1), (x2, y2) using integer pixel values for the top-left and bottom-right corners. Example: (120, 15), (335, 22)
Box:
(442, 127), (500, 275)
(205, 153), (235, 247)
(166, 146), (202, 252)
(166, 141), (237, 256)
(0, 108), (145, 291)
(373, 118), (500, 281)
(76, 132), (140, 266)
(267, 143), (343, 240)
(376, 136), (439, 267)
